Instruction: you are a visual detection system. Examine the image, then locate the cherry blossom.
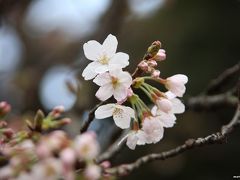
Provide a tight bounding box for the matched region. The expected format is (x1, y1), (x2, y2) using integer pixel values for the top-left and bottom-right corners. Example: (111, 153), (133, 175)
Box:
(155, 49), (166, 61)
(152, 91), (185, 128)
(74, 132), (99, 160)
(93, 68), (132, 101)
(95, 103), (135, 129)
(82, 34), (129, 80)
(84, 164), (101, 180)
(141, 116), (164, 144)
(126, 130), (146, 150)
(165, 74), (188, 97)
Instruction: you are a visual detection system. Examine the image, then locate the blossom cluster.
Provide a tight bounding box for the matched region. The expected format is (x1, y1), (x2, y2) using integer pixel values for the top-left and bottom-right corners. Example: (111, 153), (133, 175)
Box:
(0, 104), (102, 180)
(82, 34), (188, 150)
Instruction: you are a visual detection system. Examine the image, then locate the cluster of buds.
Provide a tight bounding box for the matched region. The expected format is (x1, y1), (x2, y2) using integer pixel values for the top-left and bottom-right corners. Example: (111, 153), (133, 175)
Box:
(138, 41), (166, 78)
(0, 102), (13, 147)
(0, 103), (105, 179)
(82, 34), (188, 149)
(0, 129), (102, 180)
(26, 106), (71, 132)
(0, 101), (11, 118)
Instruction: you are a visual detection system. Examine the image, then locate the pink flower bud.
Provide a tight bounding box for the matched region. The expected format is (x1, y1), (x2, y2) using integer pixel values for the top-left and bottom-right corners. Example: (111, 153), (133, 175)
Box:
(57, 118), (72, 126)
(138, 61), (148, 71)
(50, 105), (65, 118)
(2, 128), (14, 139)
(100, 161), (111, 169)
(148, 60), (157, 67)
(155, 49), (166, 61)
(151, 70), (160, 78)
(60, 148), (76, 167)
(0, 121), (7, 128)
(36, 142), (51, 159)
(0, 102), (11, 117)
(84, 165), (101, 180)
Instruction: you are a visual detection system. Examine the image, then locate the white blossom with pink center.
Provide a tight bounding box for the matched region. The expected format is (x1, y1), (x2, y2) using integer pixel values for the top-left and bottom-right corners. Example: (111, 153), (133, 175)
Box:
(82, 34), (129, 80)
(93, 68), (132, 101)
(95, 103), (135, 129)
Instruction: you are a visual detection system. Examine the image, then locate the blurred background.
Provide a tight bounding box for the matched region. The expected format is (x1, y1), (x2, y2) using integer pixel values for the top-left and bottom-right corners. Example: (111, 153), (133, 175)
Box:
(0, 0), (239, 179)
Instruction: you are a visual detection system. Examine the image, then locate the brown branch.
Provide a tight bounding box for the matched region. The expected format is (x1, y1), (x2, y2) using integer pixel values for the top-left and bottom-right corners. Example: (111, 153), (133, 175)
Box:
(205, 62), (240, 94)
(186, 92), (238, 110)
(80, 102), (103, 134)
(105, 105), (240, 176)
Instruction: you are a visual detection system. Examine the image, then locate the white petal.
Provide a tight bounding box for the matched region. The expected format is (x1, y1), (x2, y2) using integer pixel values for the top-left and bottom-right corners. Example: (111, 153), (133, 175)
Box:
(156, 98), (173, 113)
(93, 73), (111, 86)
(83, 40), (103, 61)
(95, 104), (115, 119)
(82, 62), (100, 80)
(95, 85), (113, 101)
(113, 112), (131, 129)
(126, 133), (138, 150)
(95, 65), (109, 74)
(172, 85), (186, 97)
(165, 91), (177, 99)
(151, 105), (158, 116)
(136, 131), (146, 145)
(113, 85), (128, 102)
(118, 72), (132, 87)
(171, 98), (185, 114)
(170, 74), (188, 84)
(120, 105), (135, 119)
(109, 52), (129, 68)
(158, 112), (176, 128)
(102, 34), (118, 57)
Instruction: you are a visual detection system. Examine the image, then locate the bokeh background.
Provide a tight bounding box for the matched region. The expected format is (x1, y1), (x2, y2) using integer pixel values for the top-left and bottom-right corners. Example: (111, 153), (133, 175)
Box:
(0, 0), (239, 179)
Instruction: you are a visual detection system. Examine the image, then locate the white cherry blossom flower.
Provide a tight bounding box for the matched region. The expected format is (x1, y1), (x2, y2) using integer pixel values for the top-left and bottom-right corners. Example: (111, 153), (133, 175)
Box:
(82, 34), (129, 80)
(165, 74), (188, 97)
(152, 91), (185, 128)
(93, 68), (132, 101)
(95, 103), (135, 129)
(74, 132), (99, 160)
(141, 116), (164, 144)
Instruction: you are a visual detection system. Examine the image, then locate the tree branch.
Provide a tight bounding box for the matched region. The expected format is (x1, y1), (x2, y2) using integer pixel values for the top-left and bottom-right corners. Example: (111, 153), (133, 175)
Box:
(96, 131), (128, 163)
(80, 102), (103, 133)
(186, 92), (238, 110)
(205, 62), (240, 94)
(105, 105), (240, 176)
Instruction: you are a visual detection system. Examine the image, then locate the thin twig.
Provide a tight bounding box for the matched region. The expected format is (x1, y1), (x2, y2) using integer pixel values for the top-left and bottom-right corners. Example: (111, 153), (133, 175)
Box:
(96, 131), (128, 163)
(186, 92), (238, 110)
(105, 105), (240, 176)
(80, 102), (103, 133)
(205, 62), (240, 94)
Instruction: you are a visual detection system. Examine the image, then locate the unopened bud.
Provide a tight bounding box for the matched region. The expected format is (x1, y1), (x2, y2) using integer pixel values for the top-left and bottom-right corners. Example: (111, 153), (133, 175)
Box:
(2, 128), (14, 139)
(138, 61), (148, 71)
(50, 106), (65, 118)
(155, 49), (166, 61)
(54, 118), (71, 128)
(0, 102), (11, 117)
(0, 121), (7, 128)
(151, 70), (160, 78)
(100, 161), (111, 169)
(148, 60), (157, 67)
